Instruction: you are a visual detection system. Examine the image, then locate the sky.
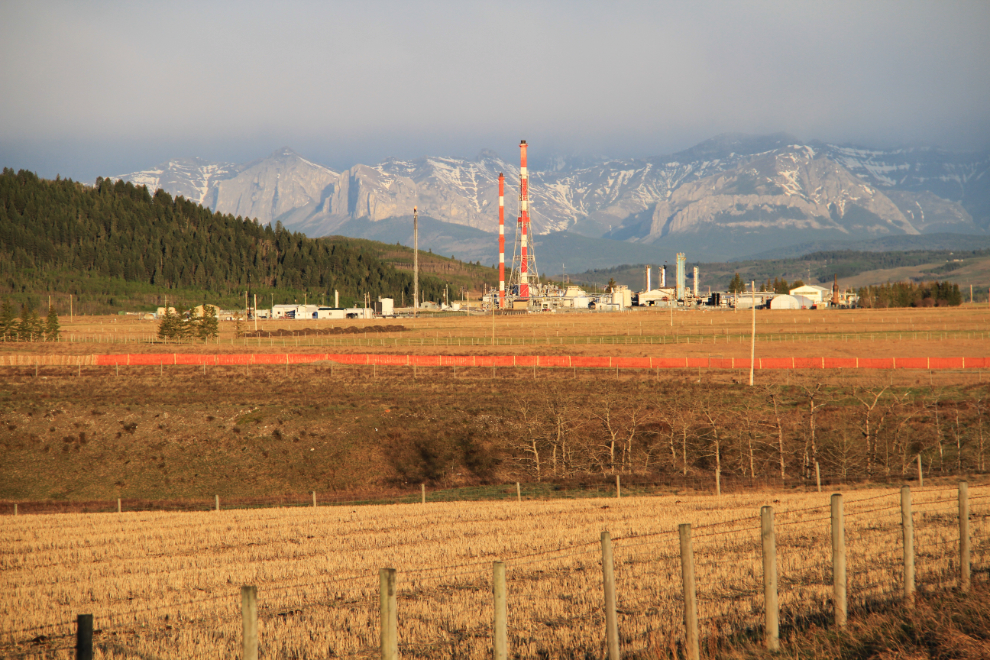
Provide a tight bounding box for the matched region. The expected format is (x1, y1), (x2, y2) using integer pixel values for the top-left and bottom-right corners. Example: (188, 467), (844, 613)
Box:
(2, 0), (988, 181)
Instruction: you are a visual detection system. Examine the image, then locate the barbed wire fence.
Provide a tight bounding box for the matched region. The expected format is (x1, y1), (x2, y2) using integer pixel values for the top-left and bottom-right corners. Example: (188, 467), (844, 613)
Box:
(2, 484), (987, 659)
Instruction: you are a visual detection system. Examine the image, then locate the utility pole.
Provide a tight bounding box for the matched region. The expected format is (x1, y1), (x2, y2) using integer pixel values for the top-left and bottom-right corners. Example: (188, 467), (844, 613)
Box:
(413, 206), (419, 318)
(254, 294), (258, 331)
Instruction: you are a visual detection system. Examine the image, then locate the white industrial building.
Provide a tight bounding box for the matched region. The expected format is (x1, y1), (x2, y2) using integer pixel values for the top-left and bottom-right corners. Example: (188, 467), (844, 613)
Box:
(735, 292), (774, 309)
(789, 285), (831, 304)
(636, 288), (675, 307)
(373, 298), (394, 317)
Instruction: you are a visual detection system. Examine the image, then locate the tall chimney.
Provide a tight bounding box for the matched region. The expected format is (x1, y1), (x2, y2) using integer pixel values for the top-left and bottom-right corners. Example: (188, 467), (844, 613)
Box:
(646, 266), (651, 292)
(519, 141), (530, 299)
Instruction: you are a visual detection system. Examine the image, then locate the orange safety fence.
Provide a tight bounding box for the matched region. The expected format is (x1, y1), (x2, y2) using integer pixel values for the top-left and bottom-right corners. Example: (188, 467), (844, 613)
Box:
(0, 353), (975, 370)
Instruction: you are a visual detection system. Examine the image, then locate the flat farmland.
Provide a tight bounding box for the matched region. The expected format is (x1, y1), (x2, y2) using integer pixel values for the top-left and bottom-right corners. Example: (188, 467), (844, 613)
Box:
(5, 305), (990, 360)
(2, 485), (987, 659)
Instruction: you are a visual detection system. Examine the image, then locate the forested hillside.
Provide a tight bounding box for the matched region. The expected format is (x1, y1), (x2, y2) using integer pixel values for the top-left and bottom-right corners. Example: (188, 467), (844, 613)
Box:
(0, 169), (452, 313)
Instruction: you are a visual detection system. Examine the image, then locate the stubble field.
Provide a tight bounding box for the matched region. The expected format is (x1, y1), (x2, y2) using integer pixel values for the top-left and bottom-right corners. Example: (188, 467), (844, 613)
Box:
(2, 484), (987, 659)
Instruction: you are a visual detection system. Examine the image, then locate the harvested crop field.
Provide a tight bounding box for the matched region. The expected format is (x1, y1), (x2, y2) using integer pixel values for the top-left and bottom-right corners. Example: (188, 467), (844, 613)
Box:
(2, 485), (987, 659)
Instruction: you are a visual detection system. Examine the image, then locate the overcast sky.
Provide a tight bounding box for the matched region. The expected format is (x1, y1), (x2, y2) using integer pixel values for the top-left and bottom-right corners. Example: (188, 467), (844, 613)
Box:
(2, 0), (988, 181)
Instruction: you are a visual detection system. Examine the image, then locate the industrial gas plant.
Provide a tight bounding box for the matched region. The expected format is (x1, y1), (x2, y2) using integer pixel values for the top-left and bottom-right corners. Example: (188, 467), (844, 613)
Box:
(473, 141), (855, 314)
(244, 140), (855, 322)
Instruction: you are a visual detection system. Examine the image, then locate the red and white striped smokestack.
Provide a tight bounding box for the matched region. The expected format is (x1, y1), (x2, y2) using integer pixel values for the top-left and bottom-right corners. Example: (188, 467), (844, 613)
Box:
(498, 172), (505, 309)
(519, 140), (529, 299)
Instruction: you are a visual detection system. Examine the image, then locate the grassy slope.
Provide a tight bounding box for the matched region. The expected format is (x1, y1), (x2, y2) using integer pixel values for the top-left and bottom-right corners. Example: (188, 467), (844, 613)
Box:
(2, 361), (987, 503)
(725, 585), (990, 660)
(324, 235), (498, 297)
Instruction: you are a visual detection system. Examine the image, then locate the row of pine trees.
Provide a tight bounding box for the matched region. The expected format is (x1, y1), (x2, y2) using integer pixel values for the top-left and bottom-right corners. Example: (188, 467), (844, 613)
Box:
(0, 299), (60, 341)
(857, 281), (962, 308)
(157, 306), (218, 342)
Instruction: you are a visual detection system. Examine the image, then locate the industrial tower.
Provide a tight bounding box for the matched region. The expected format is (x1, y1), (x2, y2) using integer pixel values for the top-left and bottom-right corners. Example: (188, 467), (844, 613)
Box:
(509, 140), (539, 299)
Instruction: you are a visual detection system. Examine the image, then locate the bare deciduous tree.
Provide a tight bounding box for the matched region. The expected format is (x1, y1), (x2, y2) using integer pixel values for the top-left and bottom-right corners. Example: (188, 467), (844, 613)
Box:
(853, 382), (890, 479)
(800, 383), (830, 480)
(761, 381), (790, 479)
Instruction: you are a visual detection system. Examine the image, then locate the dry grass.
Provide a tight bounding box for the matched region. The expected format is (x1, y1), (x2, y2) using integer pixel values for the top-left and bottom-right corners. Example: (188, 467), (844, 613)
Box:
(2, 485), (986, 659)
(5, 306), (990, 360)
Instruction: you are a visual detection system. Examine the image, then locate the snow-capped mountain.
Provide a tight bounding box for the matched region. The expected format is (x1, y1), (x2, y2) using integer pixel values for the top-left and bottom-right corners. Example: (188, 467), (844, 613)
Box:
(114, 157), (240, 209)
(112, 135), (989, 262)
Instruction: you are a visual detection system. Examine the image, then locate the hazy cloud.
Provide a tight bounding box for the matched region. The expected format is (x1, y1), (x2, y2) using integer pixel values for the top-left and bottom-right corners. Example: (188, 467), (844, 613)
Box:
(2, 0), (988, 180)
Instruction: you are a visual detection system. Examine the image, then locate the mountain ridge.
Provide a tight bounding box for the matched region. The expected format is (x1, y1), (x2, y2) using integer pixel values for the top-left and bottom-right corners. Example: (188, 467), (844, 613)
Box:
(113, 135), (990, 265)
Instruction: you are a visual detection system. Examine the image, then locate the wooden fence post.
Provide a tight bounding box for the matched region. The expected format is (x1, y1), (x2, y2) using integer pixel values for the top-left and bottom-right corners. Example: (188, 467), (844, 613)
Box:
(516, 482), (521, 502)
(761, 506), (779, 650)
(117, 498), (121, 514)
(493, 561), (507, 660)
(815, 462), (822, 493)
(13, 503), (17, 515)
(76, 614), (93, 660)
(421, 484), (426, 504)
(715, 468), (721, 497)
(960, 481), (970, 593)
(312, 491), (317, 508)
(901, 485), (915, 607)
(917, 455), (923, 487)
(600, 531), (620, 660)
(215, 495), (220, 511)
(678, 524), (700, 660)
(241, 586), (258, 660)
(379, 568), (398, 660)
(616, 474), (621, 499)
(830, 493), (847, 627)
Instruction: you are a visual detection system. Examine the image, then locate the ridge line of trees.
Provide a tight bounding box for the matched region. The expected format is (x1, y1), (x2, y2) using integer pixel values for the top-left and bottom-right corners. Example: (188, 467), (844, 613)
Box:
(0, 168), (448, 311)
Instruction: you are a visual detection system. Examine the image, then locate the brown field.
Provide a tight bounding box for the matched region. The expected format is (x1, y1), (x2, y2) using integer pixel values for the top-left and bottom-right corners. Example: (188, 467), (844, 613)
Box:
(3, 306), (990, 658)
(2, 484), (986, 659)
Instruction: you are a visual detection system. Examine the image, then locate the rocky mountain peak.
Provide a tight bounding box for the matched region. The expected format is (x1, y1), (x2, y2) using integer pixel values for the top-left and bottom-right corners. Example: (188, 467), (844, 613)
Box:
(112, 134), (989, 261)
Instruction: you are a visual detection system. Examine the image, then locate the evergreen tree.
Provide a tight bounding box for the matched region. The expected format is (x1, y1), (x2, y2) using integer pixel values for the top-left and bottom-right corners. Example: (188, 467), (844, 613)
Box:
(728, 273), (745, 294)
(17, 304), (42, 341)
(157, 309), (179, 340)
(197, 305), (219, 342)
(0, 299), (16, 337)
(44, 305), (60, 341)
(174, 305), (194, 340)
